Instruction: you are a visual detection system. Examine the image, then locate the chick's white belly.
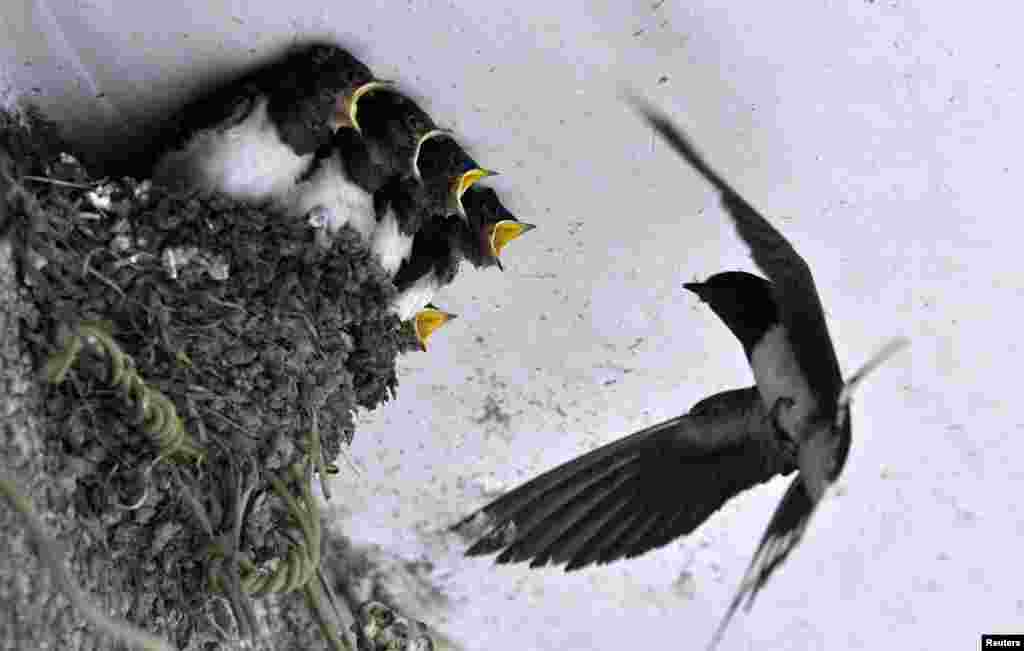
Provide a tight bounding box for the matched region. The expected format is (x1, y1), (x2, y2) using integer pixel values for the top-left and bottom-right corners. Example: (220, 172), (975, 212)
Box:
(750, 325), (818, 436)
(390, 273), (438, 321)
(276, 152), (376, 240)
(157, 96), (312, 204)
(371, 206), (414, 275)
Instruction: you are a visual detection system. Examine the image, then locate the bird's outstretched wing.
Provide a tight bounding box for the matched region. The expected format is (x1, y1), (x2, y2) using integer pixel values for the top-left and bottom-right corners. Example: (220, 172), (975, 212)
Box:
(452, 387), (796, 570)
(633, 100), (844, 412)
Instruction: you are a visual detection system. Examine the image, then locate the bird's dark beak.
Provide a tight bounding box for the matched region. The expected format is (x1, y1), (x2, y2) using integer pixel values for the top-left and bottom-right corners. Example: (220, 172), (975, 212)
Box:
(683, 281), (708, 301)
(333, 80), (393, 134)
(488, 220), (536, 268)
(413, 307), (457, 350)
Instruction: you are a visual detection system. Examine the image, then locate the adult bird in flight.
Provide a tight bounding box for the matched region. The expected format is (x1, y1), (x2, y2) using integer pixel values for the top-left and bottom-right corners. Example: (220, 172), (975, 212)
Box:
(453, 97), (905, 649)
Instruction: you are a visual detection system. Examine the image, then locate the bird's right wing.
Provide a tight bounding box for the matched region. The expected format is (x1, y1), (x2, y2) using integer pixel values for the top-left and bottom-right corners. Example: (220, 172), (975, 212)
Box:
(451, 386), (797, 571)
(632, 100), (845, 408)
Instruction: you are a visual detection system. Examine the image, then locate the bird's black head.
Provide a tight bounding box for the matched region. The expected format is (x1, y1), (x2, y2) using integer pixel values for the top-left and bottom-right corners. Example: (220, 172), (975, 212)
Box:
(356, 91), (439, 179)
(684, 271), (779, 357)
(270, 44), (386, 153)
(458, 186), (536, 270)
(415, 135), (497, 217)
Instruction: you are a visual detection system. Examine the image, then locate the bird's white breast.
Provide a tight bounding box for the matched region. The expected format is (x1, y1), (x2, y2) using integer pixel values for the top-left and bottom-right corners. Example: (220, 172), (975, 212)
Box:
(159, 96), (313, 204)
(371, 205), (414, 276)
(276, 151), (376, 240)
(749, 324), (818, 436)
(390, 273), (438, 321)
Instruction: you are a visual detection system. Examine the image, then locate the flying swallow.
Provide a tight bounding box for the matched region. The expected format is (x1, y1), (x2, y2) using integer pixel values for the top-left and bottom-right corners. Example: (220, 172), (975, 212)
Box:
(452, 98), (905, 650)
(632, 99), (905, 647)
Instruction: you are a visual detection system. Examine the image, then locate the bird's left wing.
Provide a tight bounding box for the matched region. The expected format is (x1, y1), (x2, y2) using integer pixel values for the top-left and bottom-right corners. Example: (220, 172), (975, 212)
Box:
(452, 386), (796, 571)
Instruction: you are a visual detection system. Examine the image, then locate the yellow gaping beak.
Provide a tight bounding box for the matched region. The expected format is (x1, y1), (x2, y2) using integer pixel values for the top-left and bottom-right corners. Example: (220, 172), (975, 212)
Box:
(413, 307), (457, 350)
(411, 128), (452, 182)
(333, 80), (393, 134)
(489, 220), (536, 260)
(450, 168), (498, 216)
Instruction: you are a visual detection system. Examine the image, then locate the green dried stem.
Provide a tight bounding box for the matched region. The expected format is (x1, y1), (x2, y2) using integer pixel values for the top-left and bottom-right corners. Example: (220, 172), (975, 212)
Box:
(205, 431), (322, 596)
(208, 430), (351, 648)
(46, 320), (206, 464)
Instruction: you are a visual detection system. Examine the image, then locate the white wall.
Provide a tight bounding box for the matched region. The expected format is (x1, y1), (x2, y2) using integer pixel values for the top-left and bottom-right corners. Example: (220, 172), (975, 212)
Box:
(5, 2), (1020, 649)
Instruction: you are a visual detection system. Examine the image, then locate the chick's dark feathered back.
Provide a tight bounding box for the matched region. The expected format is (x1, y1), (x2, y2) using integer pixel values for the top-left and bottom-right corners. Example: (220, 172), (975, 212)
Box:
(340, 91), (438, 194)
(155, 43), (374, 165)
(391, 215), (462, 292)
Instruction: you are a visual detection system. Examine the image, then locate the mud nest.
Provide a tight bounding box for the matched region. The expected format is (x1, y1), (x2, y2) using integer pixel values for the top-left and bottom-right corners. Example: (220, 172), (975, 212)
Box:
(0, 107), (423, 650)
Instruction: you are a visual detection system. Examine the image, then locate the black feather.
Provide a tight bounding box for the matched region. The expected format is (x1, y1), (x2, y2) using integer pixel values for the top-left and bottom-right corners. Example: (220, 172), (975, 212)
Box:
(454, 387), (795, 571)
